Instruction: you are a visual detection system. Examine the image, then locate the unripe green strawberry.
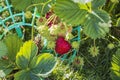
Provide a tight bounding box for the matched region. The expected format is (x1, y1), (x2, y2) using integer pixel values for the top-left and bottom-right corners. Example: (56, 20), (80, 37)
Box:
(58, 27), (66, 37)
(46, 35), (57, 41)
(72, 41), (79, 49)
(89, 46), (99, 57)
(57, 23), (66, 37)
(37, 25), (50, 37)
(73, 56), (84, 68)
(47, 41), (55, 49)
(107, 43), (115, 49)
(36, 17), (46, 26)
(49, 25), (59, 36)
(65, 32), (74, 40)
(25, 11), (32, 19)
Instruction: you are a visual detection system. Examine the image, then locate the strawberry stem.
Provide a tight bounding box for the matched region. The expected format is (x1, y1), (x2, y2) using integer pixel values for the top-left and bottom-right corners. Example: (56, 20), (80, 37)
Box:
(31, 7), (37, 40)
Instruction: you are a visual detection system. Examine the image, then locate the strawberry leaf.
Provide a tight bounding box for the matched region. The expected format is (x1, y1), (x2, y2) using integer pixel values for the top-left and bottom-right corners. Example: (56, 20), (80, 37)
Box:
(11, 0), (32, 11)
(16, 41), (57, 78)
(0, 60), (13, 76)
(30, 53), (57, 77)
(92, 0), (106, 9)
(16, 40), (38, 69)
(14, 70), (42, 80)
(83, 9), (111, 39)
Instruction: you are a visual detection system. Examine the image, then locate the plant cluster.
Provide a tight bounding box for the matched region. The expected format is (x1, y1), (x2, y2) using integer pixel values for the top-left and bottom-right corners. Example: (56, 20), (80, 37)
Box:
(0, 0), (120, 80)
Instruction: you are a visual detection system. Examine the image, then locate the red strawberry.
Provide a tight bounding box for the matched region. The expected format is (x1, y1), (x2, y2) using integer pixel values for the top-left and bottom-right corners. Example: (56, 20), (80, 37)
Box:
(48, 21), (53, 27)
(55, 36), (71, 55)
(46, 11), (52, 19)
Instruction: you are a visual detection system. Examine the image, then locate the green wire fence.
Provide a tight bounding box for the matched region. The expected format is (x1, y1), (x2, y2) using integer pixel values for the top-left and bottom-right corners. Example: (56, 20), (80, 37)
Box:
(0, 0), (39, 39)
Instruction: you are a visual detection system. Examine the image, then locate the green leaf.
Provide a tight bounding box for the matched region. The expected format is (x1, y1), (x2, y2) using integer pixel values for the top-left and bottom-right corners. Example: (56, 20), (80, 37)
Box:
(16, 40), (38, 69)
(54, 0), (88, 26)
(11, 0), (32, 11)
(15, 42), (56, 79)
(0, 41), (8, 59)
(30, 53), (57, 77)
(14, 70), (42, 80)
(92, 0), (106, 9)
(3, 34), (23, 62)
(111, 48), (120, 80)
(0, 60), (13, 75)
(83, 9), (111, 39)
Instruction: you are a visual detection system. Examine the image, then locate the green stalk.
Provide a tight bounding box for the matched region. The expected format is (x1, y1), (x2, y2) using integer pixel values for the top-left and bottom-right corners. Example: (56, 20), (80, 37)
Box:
(31, 7), (37, 40)
(109, 34), (120, 42)
(93, 39), (96, 48)
(26, 3), (43, 11)
(109, 3), (116, 13)
(41, 0), (52, 15)
(80, 53), (95, 69)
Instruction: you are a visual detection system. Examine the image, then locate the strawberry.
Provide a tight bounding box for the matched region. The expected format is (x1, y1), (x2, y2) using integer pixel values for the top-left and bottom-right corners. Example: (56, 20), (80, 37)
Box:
(46, 11), (53, 19)
(55, 36), (71, 55)
(25, 11), (32, 19)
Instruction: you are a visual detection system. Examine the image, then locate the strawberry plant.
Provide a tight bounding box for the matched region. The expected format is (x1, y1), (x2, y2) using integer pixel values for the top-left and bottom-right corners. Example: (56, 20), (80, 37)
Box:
(0, 0), (120, 80)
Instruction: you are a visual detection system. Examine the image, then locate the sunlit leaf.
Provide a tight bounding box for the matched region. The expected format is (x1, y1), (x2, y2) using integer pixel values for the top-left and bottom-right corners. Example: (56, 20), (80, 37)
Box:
(30, 53), (57, 77)
(16, 40), (38, 69)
